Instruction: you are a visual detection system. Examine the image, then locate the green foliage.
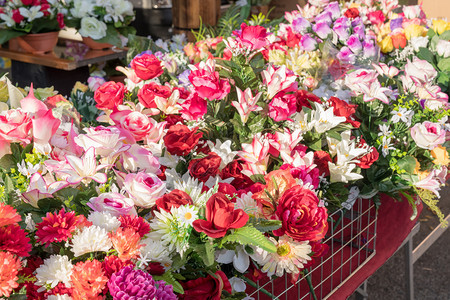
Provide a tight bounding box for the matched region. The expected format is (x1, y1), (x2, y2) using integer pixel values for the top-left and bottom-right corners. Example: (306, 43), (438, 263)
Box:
(191, 239), (215, 267)
(222, 225), (277, 253)
(247, 217), (282, 232)
(154, 271), (184, 294)
(0, 30), (27, 45)
(70, 89), (100, 124)
(126, 34), (165, 64)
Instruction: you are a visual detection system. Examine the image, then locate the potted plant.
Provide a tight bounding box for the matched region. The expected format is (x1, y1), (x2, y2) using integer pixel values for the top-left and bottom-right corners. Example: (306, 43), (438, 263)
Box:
(0, 0), (65, 54)
(63, 0), (136, 49)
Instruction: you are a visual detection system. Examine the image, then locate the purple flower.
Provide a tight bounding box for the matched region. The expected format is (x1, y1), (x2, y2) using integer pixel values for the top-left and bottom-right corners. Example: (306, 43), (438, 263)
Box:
(390, 17), (403, 31)
(108, 266), (176, 300)
(292, 17), (311, 34)
(334, 16), (349, 26)
(333, 23), (350, 41)
(137, 50), (153, 57)
(363, 39), (377, 58)
(351, 17), (364, 28)
(347, 34), (362, 53)
(300, 35), (318, 51)
(178, 69), (192, 87)
(336, 46), (356, 64)
(314, 11), (333, 25)
(324, 2), (341, 20)
(313, 22), (332, 39)
(353, 25), (366, 40)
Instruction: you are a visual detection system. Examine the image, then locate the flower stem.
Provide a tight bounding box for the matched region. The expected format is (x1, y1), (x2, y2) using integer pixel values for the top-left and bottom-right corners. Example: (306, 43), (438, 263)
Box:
(242, 276), (279, 299)
(304, 271), (318, 300)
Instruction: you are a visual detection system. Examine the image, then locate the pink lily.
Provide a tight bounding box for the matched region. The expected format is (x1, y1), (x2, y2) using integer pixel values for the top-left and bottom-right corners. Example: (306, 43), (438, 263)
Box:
(231, 87), (262, 124)
(61, 147), (109, 185)
(238, 134), (270, 175)
(261, 65), (298, 99)
(20, 83), (48, 115)
(22, 173), (68, 208)
(116, 66), (142, 84)
(32, 109), (61, 155)
(372, 63), (399, 78)
(361, 80), (391, 104)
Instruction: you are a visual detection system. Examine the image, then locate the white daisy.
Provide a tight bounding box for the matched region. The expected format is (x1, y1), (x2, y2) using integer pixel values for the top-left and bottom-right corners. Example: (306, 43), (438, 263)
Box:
(71, 225), (112, 257)
(251, 236), (312, 277)
(35, 255), (73, 290)
(87, 211), (121, 232)
(378, 123), (391, 136)
(174, 205), (199, 227)
(235, 192), (259, 217)
(380, 136), (396, 157)
(390, 107), (414, 125)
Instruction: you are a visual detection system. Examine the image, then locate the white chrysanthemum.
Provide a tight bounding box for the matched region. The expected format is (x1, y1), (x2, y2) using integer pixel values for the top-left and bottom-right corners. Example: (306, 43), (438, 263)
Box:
(139, 238), (173, 271)
(71, 225), (112, 257)
(169, 171), (216, 206)
(88, 211), (121, 232)
(35, 255), (73, 290)
(47, 295), (73, 300)
(251, 236), (312, 277)
(174, 205), (199, 227)
(147, 208), (191, 256)
(235, 192), (259, 217)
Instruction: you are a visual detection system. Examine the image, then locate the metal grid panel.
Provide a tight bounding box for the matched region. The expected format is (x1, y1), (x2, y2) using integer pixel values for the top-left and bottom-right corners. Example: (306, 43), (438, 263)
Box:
(248, 198), (378, 300)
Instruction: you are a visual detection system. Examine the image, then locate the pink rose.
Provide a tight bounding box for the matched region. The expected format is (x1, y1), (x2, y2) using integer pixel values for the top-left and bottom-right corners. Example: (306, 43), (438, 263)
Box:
(410, 121), (446, 150)
(188, 59), (231, 100)
(130, 53), (164, 80)
(180, 93), (207, 121)
(0, 109), (32, 144)
(75, 126), (126, 157)
(87, 193), (136, 217)
(268, 93), (296, 122)
(367, 10), (385, 25)
(118, 111), (153, 141)
(124, 172), (166, 208)
(234, 23), (270, 51)
(121, 144), (161, 173)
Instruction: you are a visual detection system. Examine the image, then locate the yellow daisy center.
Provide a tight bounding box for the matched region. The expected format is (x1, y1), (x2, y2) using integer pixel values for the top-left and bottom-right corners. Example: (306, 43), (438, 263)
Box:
(184, 212), (192, 220)
(277, 243), (292, 257)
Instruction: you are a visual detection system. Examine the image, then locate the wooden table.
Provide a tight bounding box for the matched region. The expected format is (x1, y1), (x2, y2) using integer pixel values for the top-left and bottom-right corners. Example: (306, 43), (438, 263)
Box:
(0, 39), (127, 95)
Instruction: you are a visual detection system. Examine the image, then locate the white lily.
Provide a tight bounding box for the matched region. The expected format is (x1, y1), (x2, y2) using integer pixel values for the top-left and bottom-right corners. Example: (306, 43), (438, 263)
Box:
(361, 80), (391, 104)
(22, 173), (68, 208)
(328, 162), (363, 183)
(19, 6), (44, 22)
(61, 147), (109, 185)
(311, 102), (346, 133)
(206, 139), (237, 169)
(216, 246), (250, 273)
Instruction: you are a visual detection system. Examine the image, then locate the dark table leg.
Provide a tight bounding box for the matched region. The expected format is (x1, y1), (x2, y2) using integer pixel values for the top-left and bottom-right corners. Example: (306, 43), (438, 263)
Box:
(11, 60), (90, 97)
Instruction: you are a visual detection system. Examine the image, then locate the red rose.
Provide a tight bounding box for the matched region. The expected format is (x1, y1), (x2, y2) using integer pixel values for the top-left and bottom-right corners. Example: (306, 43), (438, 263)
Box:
(344, 7), (359, 19)
(217, 182), (237, 199)
(313, 151), (332, 177)
(220, 160), (254, 190)
(155, 189), (193, 212)
(189, 152), (222, 182)
(164, 114), (184, 128)
(273, 185), (328, 242)
(163, 124), (203, 156)
(295, 90), (321, 111)
(130, 54), (163, 80)
(12, 9), (23, 24)
(94, 81), (126, 110)
(357, 139), (379, 169)
(329, 96), (360, 128)
(180, 270), (232, 300)
(137, 82), (171, 109)
(193, 192), (249, 238)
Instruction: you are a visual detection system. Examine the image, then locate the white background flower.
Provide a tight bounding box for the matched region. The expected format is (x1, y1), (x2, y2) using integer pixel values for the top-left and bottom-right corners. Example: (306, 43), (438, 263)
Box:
(79, 16), (107, 40)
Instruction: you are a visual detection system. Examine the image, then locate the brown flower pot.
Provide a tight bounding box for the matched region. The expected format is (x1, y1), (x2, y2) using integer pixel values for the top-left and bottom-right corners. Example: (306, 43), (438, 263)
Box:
(10, 31), (59, 55)
(82, 37), (113, 50)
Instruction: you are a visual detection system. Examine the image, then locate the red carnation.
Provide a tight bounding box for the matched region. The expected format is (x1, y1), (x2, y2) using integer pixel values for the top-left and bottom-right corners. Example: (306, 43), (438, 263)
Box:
(193, 192), (248, 238)
(102, 255), (134, 279)
(156, 189), (193, 212)
(0, 224), (31, 257)
(12, 9), (23, 24)
(35, 208), (91, 247)
(188, 152), (222, 183)
(119, 215), (151, 238)
(357, 138), (379, 169)
(163, 124), (203, 156)
(0, 203), (21, 227)
(130, 54), (164, 80)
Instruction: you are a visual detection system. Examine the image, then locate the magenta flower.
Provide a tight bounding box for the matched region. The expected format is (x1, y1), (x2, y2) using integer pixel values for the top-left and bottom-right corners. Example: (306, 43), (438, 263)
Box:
(234, 23), (270, 51)
(347, 34), (362, 54)
(313, 22), (332, 39)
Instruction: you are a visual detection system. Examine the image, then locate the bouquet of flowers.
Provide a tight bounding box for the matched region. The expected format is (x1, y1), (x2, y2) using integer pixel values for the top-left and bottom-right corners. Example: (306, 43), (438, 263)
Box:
(63, 0), (136, 47)
(0, 0), (65, 45)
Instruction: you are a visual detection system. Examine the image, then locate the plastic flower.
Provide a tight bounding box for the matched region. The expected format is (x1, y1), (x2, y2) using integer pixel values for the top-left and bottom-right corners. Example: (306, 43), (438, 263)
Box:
(71, 225), (112, 257)
(139, 238), (172, 267)
(173, 205), (199, 227)
(118, 215), (151, 238)
(251, 236), (312, 277)
(62, 147), (108, 185)
(231, 87), (263, 124)
(109, 227), (143, 261)
(310, 102), (346, 133)
(0, 251), (21, 297)
(35, 208), (91, 247)
(261, 65), (298, 99)
(107, 265), (176, 300)
(35, 255), (73, 290)
(237, 134), (270, 176)
(380, 136), (396, 157)
(0, 203), (21, 227)
(0, 224), (31, 257)
(71, 260), (108, 300)
(87, 211), (121, 232)
(390, 107), (414, 125)
(22, 173), (69, 208)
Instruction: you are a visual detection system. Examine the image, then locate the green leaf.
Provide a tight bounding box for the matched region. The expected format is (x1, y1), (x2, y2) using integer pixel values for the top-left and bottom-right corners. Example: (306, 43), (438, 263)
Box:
(437, 58), (450, 72)
(37, 197), (63, 213)
(154, 271), (184, 294)
(440, 30), (450, 40)
(247, 217), (282, 233)
(250, 174), (265, 184)
(326, 130), (342, 142)
(417, 47), (436, 67)
(191, 240), (215, 267)
(397, 155), (417, 174)
(0, 29), (27, 45)
(309, 139), (322, 151)
(95, 25), (122, 47)
(222, 225), (276, 253)
(0, 154), (16, 170)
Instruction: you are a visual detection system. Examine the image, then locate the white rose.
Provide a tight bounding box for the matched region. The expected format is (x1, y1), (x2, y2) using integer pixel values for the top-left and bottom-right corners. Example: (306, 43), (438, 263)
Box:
(113, 0), (134, 18)
(79, 16), (107, 40)
(404, 57), (437, 84)
(70, 0), (95, 18)
(436, 39), (450, 58)
(410, 36), (429, 52)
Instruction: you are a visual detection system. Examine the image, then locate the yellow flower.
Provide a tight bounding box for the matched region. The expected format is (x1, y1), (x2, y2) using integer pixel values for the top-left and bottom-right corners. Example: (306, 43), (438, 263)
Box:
(72, 81), (88, 93)
(413, 158), (421, 174)
(417, 170), (430, 181)
(379, 36), (394, 53)
(378, 23), (392, 39)
(268, 49), (286, 66)
(432, 19), (450, 35)
(430, 145), (450, 166)
(404, 24), (427, 40)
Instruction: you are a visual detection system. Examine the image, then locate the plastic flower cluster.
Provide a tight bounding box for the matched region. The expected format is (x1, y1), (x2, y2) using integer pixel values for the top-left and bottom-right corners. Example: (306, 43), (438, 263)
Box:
(63, 0), (135, 47)
(0, 0), (65, 44)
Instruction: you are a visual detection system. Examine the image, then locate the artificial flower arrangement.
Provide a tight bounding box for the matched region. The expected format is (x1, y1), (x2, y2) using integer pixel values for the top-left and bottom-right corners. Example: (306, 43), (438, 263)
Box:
(0, 0), (449, 299)
(63, 0), (136, 47)
(0, 0), (66, 45)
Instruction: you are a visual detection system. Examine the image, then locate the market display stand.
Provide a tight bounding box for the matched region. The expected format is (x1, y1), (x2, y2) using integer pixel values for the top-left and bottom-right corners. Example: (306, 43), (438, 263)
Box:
(0, 39), (127, 96)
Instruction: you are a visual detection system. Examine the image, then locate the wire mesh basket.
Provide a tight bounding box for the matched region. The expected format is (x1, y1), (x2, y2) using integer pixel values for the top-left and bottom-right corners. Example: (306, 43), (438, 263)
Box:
(247, 197), (378, 299)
